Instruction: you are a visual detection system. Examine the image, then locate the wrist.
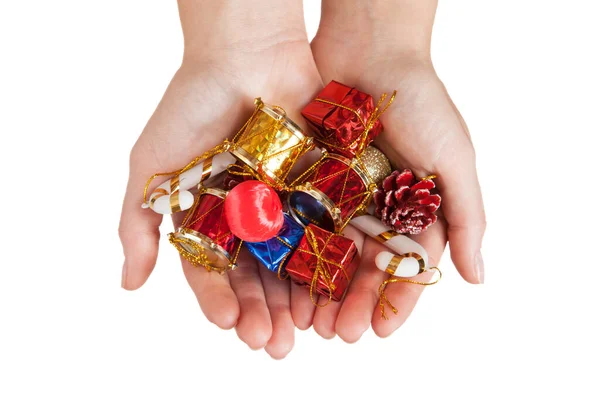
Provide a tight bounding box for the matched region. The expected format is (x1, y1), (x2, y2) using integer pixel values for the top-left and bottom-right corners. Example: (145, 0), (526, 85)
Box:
(178, 0), (308, 62)
(317, 0), (437, 59)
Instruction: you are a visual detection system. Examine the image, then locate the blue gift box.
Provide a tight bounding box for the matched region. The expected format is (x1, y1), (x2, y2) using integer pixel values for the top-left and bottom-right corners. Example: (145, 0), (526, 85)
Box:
(244, 213), (305, 274)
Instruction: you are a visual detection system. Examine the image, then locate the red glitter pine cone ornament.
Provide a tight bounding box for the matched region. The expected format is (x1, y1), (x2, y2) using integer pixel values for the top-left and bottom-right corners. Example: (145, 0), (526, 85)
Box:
(373, 169), (442, 235)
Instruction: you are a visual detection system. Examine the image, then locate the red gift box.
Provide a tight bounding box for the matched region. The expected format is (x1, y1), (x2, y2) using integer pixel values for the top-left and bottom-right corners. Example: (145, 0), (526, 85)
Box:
(301, 81), (387, 158)
(286, 224), (359, 303)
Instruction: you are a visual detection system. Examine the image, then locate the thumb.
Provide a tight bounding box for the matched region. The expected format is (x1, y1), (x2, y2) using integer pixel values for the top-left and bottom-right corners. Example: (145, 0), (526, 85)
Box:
(436, 135), (486, 284)
(118, 143), (163, 290)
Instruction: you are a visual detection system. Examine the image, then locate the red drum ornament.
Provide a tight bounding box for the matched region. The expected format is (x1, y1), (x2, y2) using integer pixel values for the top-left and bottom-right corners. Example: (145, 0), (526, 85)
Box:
(169, 187), (242, 273)
(288, 146), (391, 233)
(224, 180), (284, 242)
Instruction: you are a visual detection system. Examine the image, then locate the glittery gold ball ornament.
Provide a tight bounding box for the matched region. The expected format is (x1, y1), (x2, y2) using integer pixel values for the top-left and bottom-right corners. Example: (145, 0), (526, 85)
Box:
(358, 146), (392, 185)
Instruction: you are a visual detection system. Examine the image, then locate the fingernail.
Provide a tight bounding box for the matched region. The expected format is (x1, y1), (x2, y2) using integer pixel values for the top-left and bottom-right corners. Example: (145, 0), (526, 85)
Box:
(121, 259), (128, 289)
(474, 251), (484, 284)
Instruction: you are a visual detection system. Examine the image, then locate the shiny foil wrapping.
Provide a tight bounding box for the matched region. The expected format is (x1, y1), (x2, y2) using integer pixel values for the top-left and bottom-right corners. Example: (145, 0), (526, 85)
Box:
(288, 155), (369, 232)
(286, 224), (359, 301)
(171, 188), (240, 272)
(231, 100), (313, 190)
(244, 213), (305, 274)
(301, 81), (383, 159)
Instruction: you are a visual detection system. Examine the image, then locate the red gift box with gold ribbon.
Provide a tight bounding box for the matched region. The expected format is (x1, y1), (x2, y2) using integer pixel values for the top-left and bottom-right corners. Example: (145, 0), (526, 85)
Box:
(301, 81), (390, 159)
(286, 224), (359, 303)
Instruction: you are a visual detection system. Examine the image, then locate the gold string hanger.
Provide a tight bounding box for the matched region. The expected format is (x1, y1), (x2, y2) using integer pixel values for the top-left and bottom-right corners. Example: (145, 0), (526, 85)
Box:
(294, 226), (352, 307)
(313, 89), (397, 156)
(288, 151), (378, 233)
(378, 266), (442, 320)
(229, 97), (314, 191)
(142, 141), (232, 204)
(142, 97), (266, 205)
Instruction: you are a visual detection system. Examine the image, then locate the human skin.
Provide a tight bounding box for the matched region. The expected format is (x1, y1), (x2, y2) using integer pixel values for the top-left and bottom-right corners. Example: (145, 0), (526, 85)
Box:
(307, 0), (486, 340)
(119, 0), (486, 358)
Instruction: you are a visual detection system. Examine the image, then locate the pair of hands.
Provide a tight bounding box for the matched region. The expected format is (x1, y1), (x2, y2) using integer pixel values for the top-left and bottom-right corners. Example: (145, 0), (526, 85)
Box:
(119, 0), (486, 359)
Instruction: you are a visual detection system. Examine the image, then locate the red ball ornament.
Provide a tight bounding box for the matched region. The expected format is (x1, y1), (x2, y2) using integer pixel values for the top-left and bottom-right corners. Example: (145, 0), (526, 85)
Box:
(224, 180), (284, 243)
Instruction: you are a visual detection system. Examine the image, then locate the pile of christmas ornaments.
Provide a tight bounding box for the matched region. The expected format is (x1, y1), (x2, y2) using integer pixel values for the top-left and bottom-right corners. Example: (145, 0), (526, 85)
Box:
(142, 81), (442, 315)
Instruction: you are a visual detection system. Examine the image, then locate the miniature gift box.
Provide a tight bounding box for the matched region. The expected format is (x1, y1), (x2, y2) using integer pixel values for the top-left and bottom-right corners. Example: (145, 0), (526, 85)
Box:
(244, 213), (305, 275)
(286, 224), (359, 302)
(301, 81), (384, 159)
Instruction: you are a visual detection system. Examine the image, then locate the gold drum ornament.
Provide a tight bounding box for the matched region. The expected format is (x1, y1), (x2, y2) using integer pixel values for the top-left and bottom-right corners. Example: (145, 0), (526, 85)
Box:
(231, 98), (314, 190)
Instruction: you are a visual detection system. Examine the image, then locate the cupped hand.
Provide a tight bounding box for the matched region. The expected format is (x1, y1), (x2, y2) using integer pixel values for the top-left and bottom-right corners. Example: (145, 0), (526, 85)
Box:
(302, 17), (486, 341)
(119, 18), (325, 358)
(120, 0), (486, 357)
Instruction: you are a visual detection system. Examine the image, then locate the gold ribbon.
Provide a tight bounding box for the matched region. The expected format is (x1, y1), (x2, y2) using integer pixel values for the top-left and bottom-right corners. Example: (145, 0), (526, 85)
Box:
(168, 233), (213, 272)
(288, 152), (378, 233)
(230, 98), (314, 191)
(314, 89), (397, 157)
(169, 187), (244, 273)
(375, 229), (399, 243)
(147, 177), (183, 214)
(373, 230), (443, 319)
(168, 232), (244, 274)
(149, 188), (169, 207)
(143, 142), (231, 205)
(378, 266), (442, 320)
(225, 163), (263, 182)
(142, 96), (314, 210)
(273, 236), (294, 280)
(142, 100), (266, 207)
(290, 207), (322, 226)
(294, 226), (351, 307)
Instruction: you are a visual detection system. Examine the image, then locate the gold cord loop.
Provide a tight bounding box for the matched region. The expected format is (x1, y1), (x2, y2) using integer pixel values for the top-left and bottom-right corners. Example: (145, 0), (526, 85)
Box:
(313, 89), (397, 156)
(142, 142), (231, 204)
(294, 227), (351, 307)
(378, 266), (442, 320)
(421, 174), (437, 181)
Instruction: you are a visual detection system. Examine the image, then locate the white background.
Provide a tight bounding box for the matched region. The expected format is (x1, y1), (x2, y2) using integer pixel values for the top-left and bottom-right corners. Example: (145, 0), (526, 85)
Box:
(1, 1), (599, 399)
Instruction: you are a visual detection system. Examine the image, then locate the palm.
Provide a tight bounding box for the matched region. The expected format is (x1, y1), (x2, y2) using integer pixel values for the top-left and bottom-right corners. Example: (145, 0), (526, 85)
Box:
(122, 31), (485, 355)
(120, 41), (324, 358)
(301, 36), (485, 339)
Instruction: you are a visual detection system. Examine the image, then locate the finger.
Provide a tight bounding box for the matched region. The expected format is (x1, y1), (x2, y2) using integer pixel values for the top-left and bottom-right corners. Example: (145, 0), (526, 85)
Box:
(259, 266), (295, 359)
(334, 238), (385, 343)
(172, 212), (241, 330)
(118, 72), (230, 291)
(313, 226), (365, 339)
(228, 250), (273, 350)
(290, 281), (316, 330)
(119, 140), (163, 290)
(371, 220), (447, 337)
(435, 132), (486, 284)
(181, 259), (240, 330)
(312, 295), (342, 339)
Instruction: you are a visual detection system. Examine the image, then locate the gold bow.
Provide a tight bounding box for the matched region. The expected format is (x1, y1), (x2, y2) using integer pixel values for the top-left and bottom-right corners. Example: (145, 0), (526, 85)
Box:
(314, 90), (397, 157)
(294, 226), (351, 307)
